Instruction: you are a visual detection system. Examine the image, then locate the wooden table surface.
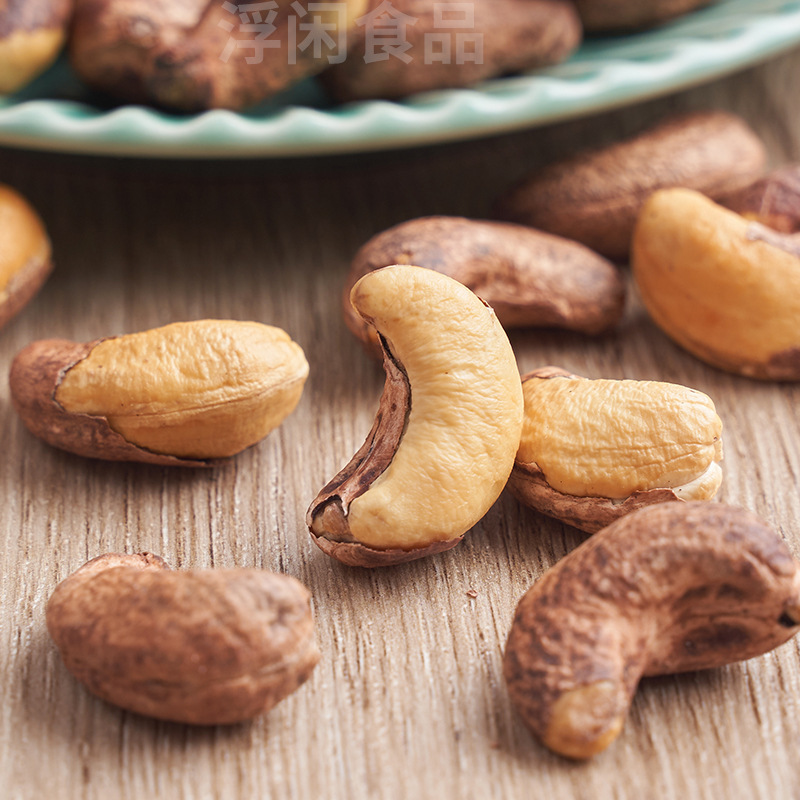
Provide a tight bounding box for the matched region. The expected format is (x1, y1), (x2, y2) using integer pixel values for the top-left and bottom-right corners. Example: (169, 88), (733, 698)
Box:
(1, 45), (800, 800)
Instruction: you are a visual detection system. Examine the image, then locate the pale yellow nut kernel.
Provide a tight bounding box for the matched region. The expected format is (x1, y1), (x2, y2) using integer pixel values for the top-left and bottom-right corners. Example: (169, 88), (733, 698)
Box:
(56, 320), (308, 459)
(517, 375), (722, 500)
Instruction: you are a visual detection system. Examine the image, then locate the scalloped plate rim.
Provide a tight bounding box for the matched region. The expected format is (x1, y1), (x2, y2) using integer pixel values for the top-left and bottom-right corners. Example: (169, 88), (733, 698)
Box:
(0, 0), (798, 158)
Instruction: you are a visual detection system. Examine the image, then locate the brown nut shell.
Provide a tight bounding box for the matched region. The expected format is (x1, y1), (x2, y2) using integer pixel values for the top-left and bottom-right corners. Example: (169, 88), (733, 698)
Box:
(503, 502), (800, 759)
(322, 0), (581, 102)
(508, 367), (723, 533)
(9, 320), (309, 464)
(0, 183), (52, 330)
(46, 553), (320, 725)
(631, 188), (800, 380)
(345, 217), (625, 357)
(0, 0), (73, 92)
(574, 0), (716, 32)
(721, 164), (800, 234)
(69, 0), (368, 111)
(494, 110), (766, 260)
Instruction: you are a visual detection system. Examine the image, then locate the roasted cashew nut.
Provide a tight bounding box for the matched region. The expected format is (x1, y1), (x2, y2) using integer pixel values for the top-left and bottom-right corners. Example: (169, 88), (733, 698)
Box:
(508, 367), (723, 533)
(307, 265), (524, 567)
(504, 502), (800, 759)
(46, 553), (320, 725)
(632, 188), (800, 380)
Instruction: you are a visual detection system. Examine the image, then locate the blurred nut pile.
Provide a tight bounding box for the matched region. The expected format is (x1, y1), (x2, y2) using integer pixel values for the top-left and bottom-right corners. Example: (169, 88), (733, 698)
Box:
(2, 0), (800, 766)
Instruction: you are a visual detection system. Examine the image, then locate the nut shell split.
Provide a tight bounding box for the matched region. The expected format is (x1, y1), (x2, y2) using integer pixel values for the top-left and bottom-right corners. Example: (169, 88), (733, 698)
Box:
(9, 320), (309, 464)
(46, 553), (320, 725)
(307, 265), (524, 567)
(504, 502), (800, 759)
(508, 367), (723, 533)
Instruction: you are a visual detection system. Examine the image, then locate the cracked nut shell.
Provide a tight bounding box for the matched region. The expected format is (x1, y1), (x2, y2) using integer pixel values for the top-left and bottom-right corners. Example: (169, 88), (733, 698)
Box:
(508, 367), (723, 533)
(46, 553), (320, 725)
(307, 265), (524, 567)
(344, 216), (626, 358)
(9, 319), (309, 464)
(504, 502), (800, 759)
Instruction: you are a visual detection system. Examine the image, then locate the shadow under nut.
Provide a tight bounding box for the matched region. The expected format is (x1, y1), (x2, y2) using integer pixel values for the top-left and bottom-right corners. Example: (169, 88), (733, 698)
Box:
(345, 217), (625, 357)
(503, 502), (800, 759)
(46, 553), (320, 725)
(494, 110), (766, 260)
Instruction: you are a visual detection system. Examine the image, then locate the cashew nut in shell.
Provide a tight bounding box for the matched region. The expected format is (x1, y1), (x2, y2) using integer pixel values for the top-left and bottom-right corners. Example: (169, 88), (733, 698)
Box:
(0, 0), (72, 93)
(69, 0), (368, 111)
(9, 320), (309, 464)
(307, 265), (524, 567)
(345, 217), (625, 358)
(503, 502), (800, 759)
(322, 0), (580, 102)
(46, 553), (321, 725)
(721, 163), (800, 234)
(631, 188), (800, 380)
(494, 110), (766, 260)
(0, 183), (52, 331)
(508, 367), (723, 533)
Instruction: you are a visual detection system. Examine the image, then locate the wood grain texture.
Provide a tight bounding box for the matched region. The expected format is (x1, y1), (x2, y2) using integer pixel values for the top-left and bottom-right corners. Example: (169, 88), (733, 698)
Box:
(1, 47), (800, 800)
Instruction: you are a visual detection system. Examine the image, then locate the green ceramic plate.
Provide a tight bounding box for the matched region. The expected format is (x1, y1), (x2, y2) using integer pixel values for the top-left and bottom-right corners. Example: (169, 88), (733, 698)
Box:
(0, 0), (799, 158)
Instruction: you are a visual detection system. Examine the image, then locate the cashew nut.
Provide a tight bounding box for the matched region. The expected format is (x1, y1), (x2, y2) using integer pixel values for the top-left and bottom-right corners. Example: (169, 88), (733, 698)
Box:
(46, 553), (320, 725)
(504, 502), (800, 759)
(631, 188), (800, 380)
(508, 367), (723, 532)
(10, 320), (308, 463)
(307, 264), (524, 567)
(0, 183), (52, 330)
(495, 110), (766, 260)
(345, 217), (625, 357)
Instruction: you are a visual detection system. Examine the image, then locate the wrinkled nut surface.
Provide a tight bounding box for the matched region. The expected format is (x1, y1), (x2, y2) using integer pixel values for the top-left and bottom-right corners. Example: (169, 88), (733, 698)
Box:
(721, 164), (800, 234)
(344, 217), (625, 357)
(494, 110), (766, 260)
(322, 0), (580, 101)
(508, 367), (723, 533)
(632, 188), (800, 380)
(504, 502), (800, 759)
(0, 0), (73, 92)
(307, 265), (524, 567)
(0, 183), (52, 330)
(69, 0), (367, 111)
(9, 319), (309, 464)
(46, 553), (320, 725)
(574, 0), (716, 32)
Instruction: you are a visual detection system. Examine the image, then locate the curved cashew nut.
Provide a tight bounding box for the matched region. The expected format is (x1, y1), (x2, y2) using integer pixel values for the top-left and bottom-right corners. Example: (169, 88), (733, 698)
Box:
(344, 217), (625, 358)
(632, 188), (800, 380)
(307, 265), (524, 567)
(508, 367), (723, 533)
(503, 502), (800, 759)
